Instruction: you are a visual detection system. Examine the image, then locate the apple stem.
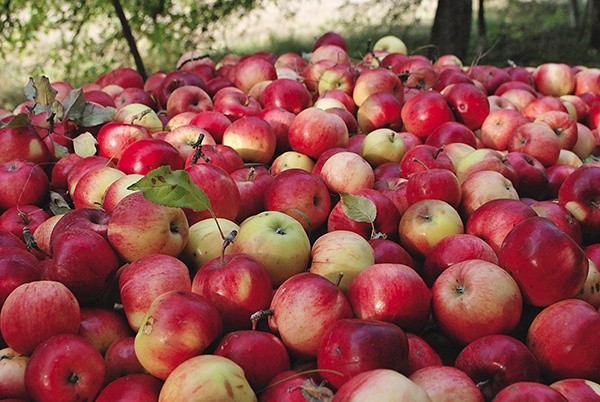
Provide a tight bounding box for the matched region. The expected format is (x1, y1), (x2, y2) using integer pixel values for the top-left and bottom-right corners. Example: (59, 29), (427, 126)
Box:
(22, 226), (48, 257)
(335, 272), (344, 287)
(220, 229), (237, 266)
(190, 133), (206, 165)
(250, 309), (273, 330)
(411, 157), (430, 171)
(370, 230), (387, 240)
(246, 166), (256, 181)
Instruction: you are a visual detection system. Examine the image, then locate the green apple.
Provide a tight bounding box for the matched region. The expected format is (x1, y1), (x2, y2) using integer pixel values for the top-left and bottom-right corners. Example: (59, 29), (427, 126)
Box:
(360, 128), (406, 167)
(231, 211), (311, 287)
(309, 230), (375, 292)
(113, 103), (163, 133)
(373, 35), (408, 56)
(181, 218), (240, 270)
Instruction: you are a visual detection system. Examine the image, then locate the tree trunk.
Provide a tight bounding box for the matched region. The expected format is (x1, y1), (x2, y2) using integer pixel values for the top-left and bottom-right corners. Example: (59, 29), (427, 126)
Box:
(591, 0), (600, 51)
(476, 0), (487, 55)
(569, 0), (580, 28)
(111, 0), (147, 80)
(430, 0), (473, 61)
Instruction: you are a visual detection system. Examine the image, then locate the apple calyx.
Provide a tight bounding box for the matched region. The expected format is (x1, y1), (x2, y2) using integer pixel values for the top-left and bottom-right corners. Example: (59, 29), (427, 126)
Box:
(68, 372), (81, 384)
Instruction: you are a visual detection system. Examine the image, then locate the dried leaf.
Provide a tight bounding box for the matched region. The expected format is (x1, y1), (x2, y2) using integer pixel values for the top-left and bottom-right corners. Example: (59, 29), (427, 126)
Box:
(0, 113), (31, 129)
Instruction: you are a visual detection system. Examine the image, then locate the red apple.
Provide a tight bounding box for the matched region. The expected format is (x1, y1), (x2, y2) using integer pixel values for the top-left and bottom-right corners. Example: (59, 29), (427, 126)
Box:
(406, 167), (462, 209)
(535, 110), (578, 150)
(222, 115), (276, 164)
(96, 122), (153, 161)
(116, 138), (184, 175)
(0, 160), (50, 211)
(288, 106), (349, 159)
(233, 55), (278, 94)
(493, 382), (568, 402)
(95, 373), (163, 402)
(534, 63), (575, 96)
(530, 200), (583, 246)
(352, 67), (403, 107)
(356, 91), (403, 133)
(230, 165), (274, 222)
(459, 170), (520, 219)
(103, 337), (146, 382)
(480, 108), (529, 151)
(424, 121), (478, 148)
(332, 369), (432, 402)
(0, 123), (51, 165)
(261, 78), (312, 114)
(400, 144), (455, 178)
(318, 151), (375, 193)
(409, 365), (484, 402)
(0, 246), (42, 312)
(368, 238), (414, 266)
(78, 307), (132, 355)
(442, 82), (490, 130)
(550, 378), (600, 402)
(165, 85), (212, 117)
(0, 205), (50, 242)
(558, 165), (600, 235)
(398, 333), (443, 376)
(401, 90), (456, 139)
(0, 347), (28, 400)
(504, 151), (549, 200)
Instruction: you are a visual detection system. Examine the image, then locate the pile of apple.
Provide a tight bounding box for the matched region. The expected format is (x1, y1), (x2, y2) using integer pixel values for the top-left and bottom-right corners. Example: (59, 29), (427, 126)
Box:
(1, 30), (600, 401)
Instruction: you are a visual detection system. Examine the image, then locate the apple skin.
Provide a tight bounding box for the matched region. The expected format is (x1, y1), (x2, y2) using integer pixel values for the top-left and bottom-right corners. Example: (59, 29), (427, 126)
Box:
(454, 334), (542, 401)
(309, 230), (376, 292)
(327, 188), (400, 240)
(352, 67), (403, 107)
(480, 108), (529, 151)
(288, 107), (349, 159)
(0, 280), (81, 355)
(264, 168), (331, 233)
(231, 211), (311, 287)
(268, 272), (353, 359)
(347, 263), (431, 333)
(493, 382), (569, 402)
(508, 122), (561, 168)
(165, 85), (212, 117)
(535, 110), (578, 150)
(409, 365), (485, 402)
(0, 204), (50, 242)
(356, 91), (404, 133)
(95, 373), (163, 402)
(442, 82), (490, 130)
(77, 307), (133, 355)
(101, 173), (144, 214)
(401, 90), (456, 139)
(424, 121), (478, 148)
(406, 167), (462, 209)
(0, 159), (50, 211)
(318, 151), (375, 194)
(0, 124), (51, 165)
(332, 369), (433, 402)
(368, 238), (414, 266)
(317, 318), (409, 390)
(96, 122), (153, 161)
(431, 259), (523, 345)
(24, 334), (106, 401)
(550, 378), (600, 402)
(504, 151), (549, 200)
(527, 298), (600, 383)
(214, 330), (291, 392)
(221, 115), (277, 165)
(399, 144), (455, 179)
(558, 165), (600, 236)
(0, 246), (42, 311)
(134, 290), (223, 380)
(104, 336), (146, 382)
(260, 78), (313, 114)
(534, 62), (575, 97)
(158, 354), (256, 402)
(465, 198), (538, 256)
(397, 333), (443, 376)
(116, 138), (184, 175)
(107, 192), (189, 262)
(50, 208), (110, 243)
(258, 364), (333, 402)
(0, 347), (28, 400)
(71, 165), (126, 210)
(459, 170), (520, 219)
(530, 200), (583, 246)
(191, 253), (274, 333)
(498, 216), (589, 307)
(118, 253), (191, 332)
(181, 218), (239, 270)
(422, 233), (498, 287)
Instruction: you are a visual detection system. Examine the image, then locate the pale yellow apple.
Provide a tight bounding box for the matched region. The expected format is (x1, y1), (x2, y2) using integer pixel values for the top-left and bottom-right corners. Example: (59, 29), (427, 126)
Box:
(182, 218), (240, 269)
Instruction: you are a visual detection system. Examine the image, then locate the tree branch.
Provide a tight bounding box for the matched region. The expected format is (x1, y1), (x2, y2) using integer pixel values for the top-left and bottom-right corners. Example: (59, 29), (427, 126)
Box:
(110, 0), (147, 80)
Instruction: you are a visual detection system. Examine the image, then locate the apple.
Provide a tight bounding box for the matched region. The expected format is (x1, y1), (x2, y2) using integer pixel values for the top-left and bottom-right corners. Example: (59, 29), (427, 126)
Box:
(96, 122), (152, 161)
(107, 191), (189, 262)
(356, 91), (404, 133)
(228, 166), (273, 223)
(231, 211), (311, 287)
(467, 65), (511, 95)
(268, 272), (353, 359)
(163, 125), (216, 161)
(347, 263), (431, 333)
(258, 107), (296, 154)
(96, 66), (144, 89)
(0, 159), (50, 211)
(185, 143), (244, 173)
(134, 290), (223, 380)
(165, 85), (212, 117)
(498, 216), (589, 307)
(454, 148), (518, 185)
(396, 57), (439, 91)
(368, 238), (414, 266)
(398, 333), (443, 376)
(332, 369), (433, 402)
(214, 330), (291, 392)
(422, 233), (499, 287)
(116, 138), (184, 175)
(258, 364), (333, 401)
(352, 67), (403, 107)
(459, 170), (520, 219)
(493, 382), (569, 402)
(191, 252), (273, 332)
(66, 155), (115, 197)
(71, 165), (125, 209)
(95, 373), (163, 402)
(546, 163), (577, 199)
(309, 230), (375, 292)
(317, 318), (409, 390)
(0, 280), (80, 355)
(405, 167), (462, 209)
(50, 153), (83, 191)
(550, 378), (600, 402)
(49, 208), (110, 242)
(264, 168), (331, 232)
(454, 334), (542, 401)
(260, 78), (313, 114)
(534, 62), (575, 96)
(504, 151), (549, 200)
(572, 122), (597, 159)
(521, 95), (569, 121)
(399, 144), (455, 178)
(0, 123), (51, 165)
(309, 44), (351, 66)
(180, 217), (239, 270)
(318, 151), (375, 193)
(558, 165), (600, 235)
(530, 200), (583, 246)
(222, 115), (276, 164)
(113, 103), (163, 133)
(101, 173), (144, 213)
(0, 347), (28, 400)
(188, 110), (232, 143)
(114, 86), (155, 109)
(118, 253), (191, 331)
(232, 55), (278, 94)
(398, 199), (464, 259)
(269, 150), (315, 175)
(575, 258), (600, 308)
(103, 337), (146, 383)
(401, 90), (455, 139)
(0, 246), (42, 312)
(480, 108), (529, 151)
(288, 107), (349, 159)
(78, 307), (132, 355)
(159, 354), (256, 401)
(0, 204), (50, 243)
(359, 128), (406, 167)
(442, 82), (490, 130)
(409, 365), (484, 402)
(527, 298), (600, 382)
(424, 121), (478, 148)
(465, 198), (537, 255)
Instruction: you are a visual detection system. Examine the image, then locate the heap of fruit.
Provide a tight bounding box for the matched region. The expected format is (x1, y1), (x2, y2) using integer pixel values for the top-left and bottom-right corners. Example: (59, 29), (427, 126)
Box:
(1, 31), (600, 401)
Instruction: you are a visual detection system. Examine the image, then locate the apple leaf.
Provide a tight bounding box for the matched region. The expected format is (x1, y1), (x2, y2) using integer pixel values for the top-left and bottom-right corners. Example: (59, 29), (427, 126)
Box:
(73, 132), (98, 157)
(53, 142), (70, 159)
(339, 193), (376, 223)
(0, 113), (31, 129)
(62, 88), (87, 121)
(128, 165), (212, 212)
(49, 191), (72, 215)
(74, 103), (117, 127)
(24, 76), (57, 106)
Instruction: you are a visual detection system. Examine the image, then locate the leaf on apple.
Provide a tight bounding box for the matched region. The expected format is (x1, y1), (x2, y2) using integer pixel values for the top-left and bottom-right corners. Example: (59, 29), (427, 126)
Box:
(24, 76), (57, 106)
(128, 165), (212, 212)
(73, 132), (98, 157)
(49, 191), (72, 215)
(61, 88), (87, 121)
(0, 113), (31, 129)
(53, 142), (70, 159)
(75, 103), (116, 127)
(340, 193), (377, 223)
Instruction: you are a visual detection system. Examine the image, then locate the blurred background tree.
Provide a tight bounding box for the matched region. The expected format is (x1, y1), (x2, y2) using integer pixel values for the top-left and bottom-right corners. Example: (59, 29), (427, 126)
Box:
(1, 0), (599, 109)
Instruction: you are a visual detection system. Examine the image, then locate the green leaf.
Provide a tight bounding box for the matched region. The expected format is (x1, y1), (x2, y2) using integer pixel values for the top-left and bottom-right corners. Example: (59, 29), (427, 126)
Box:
(73, 132), (98, 157)
(339, 193), (377, 223)
(62, 88), (86, 120)
(0, 113), (31, 129)
(128, 166), (212, 212)
(74, 103), (116, 127)
(48, 191), (72, 215)
(53, 142), (70, 159)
